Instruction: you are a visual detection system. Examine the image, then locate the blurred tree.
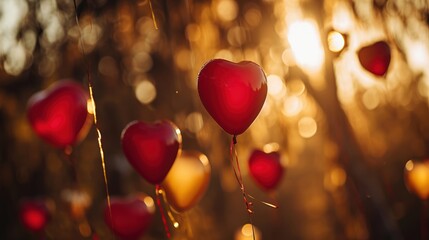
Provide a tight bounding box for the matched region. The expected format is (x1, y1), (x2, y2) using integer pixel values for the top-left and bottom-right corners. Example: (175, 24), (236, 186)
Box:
(1, 0), (429, 239)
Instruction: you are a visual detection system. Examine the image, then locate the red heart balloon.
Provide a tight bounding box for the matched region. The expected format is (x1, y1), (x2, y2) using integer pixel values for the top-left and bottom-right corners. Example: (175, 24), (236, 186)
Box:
(27, 80), (91, 149)
(248, 150), (284, 191)
(358, 41), (391, 77)
(198, 59), (267, 135)
(104, 195), (155, 240)
(121, 120), (182, 184)
(19, 199), (50, 232)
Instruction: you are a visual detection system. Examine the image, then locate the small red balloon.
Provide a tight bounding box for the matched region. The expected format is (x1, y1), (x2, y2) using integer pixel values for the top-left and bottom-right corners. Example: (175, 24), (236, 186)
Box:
(357, 41), (391, 77)
(248, 150), (284, 191)
(198, 59), (268, 135)
(27, 80), (91, 149)
(19, 200), (50, 232)
(121, 120), (182, 184)
(104, 195), (155, 240)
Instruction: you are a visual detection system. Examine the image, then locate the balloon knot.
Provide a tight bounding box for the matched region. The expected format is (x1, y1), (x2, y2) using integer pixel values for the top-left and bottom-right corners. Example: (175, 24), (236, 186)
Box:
(233, 135), (237, 145)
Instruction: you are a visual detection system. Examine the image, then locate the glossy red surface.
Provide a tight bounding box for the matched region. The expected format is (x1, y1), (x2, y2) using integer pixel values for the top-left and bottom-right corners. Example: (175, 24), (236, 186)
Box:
(104, 196), (154, 240)
(198, 59), (267, 135)
(121, 120), (181, 184)
(27, 80), (91, 149)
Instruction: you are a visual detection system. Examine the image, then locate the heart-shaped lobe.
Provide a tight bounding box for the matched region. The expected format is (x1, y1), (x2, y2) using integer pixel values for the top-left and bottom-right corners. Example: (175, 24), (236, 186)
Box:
(248, 149), (284, 191)
(27, 80), (91, 149)
(198, 59), (267, 135)
(162, 151), (211, 212)
(121, 120), (182, 184)
(404, 159), (429, 200)
(105, 195), (155, 240)
(358, 41), (391, 77)
(19, 199), (50, 232)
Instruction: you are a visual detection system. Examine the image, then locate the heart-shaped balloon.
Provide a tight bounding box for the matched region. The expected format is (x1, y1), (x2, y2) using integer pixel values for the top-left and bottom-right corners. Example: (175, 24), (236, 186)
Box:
(19, 199), (50, 232)
(404, 159), (429, 200)
(357, 40), (391, 77)
(27, 80), (92, 149)
(104, 194), (155, 240)
(121, 120), (182, 184)
(162, 151), (211, 212)
(198, 59), (268, 135)
(248, 149), (284, 191)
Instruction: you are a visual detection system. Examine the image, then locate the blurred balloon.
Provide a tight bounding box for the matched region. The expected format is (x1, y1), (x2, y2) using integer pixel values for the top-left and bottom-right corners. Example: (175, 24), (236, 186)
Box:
(19, 199), (50, 233)
(162, 151), (211, 212)
(121, 120), (182, 184)
(61, 188), (92, 220)
(248, 149), (284, 191)
(198, 59), (267, 135)
(27, 80), (92, 149)
(404, 159), (429, 200)
(104, 194), (155, 240)
(357, 41), (391, 77)
(234, 223), (262, 240)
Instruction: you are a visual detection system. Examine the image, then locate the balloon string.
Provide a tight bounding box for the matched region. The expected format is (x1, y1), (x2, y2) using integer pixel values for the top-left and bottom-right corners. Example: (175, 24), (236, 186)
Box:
(230, 136), (255, 240)
(229, 136), (278, 210)
(63, 147), (78, 184)
(158, 187), (179, 228)
(230, 136), (251, 212)
(229, 136), (278, 240)
(148, 0), (158, 30)
(72, 0), (112, 220)
(156, 185), (171, 238)
(247, 193), (278, 209)
(184, 212), (194, 239)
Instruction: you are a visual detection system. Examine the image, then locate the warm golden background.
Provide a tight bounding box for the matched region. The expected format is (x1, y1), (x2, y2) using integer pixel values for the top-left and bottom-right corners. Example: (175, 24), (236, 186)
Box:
(1, 0), (429, 239)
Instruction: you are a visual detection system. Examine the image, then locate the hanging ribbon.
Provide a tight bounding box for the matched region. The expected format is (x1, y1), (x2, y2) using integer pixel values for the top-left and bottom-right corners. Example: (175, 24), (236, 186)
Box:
(72, 0), (111, 219)
(229, 135), (278, 240)
(155, 185), (180, 238)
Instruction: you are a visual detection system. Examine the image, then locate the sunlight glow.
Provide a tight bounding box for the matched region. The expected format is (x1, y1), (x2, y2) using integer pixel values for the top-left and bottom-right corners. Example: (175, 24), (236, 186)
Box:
(215, 0), (238, 22)
(282, 96), (303, 117)
(362, 88), (380, 110)
(405, 160), (429, 200)
(327, 31), (345, 53)
(405, 160), (414, 171)
(0, 0), (29, 75)
(263, 142), (280, 153)
(330, 167), (347, 187)
(241, 224), (253, 237)
(185, 112), (204, 133)
(267, 74), (286, 98)
(4, 43), (26, 76)
(332, 2), (353, 32)
(135, 80), (156, 104)
(298, 116), (317, 138)
(287, 20), (324, 72)
(406, 40), (429, 73)
(235, 223), (261, 240)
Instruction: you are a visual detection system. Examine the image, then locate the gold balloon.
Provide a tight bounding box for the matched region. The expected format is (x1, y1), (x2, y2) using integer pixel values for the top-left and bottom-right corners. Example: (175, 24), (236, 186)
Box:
(404, 159), (429, 200)
(162, 151), (211, 212)
(234, 224), (262, 240)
